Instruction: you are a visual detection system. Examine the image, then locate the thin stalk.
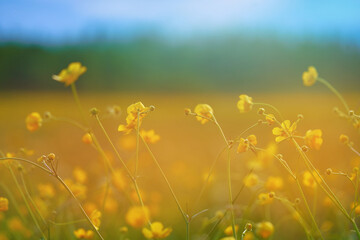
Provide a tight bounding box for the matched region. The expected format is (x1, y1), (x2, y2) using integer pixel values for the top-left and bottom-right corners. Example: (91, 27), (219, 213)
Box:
(8, 165), (47, 240)
(140, 137), (189, 225)
(95, 115), (149, 225)
(135, 111), (140, 176)
(317, 78), (350, 113)
(70, 83), (90, 126)
(56, 175), (104, 240)
(19, 171), (47, 226)
(227, 148), (237, 239)
(0, 157), (52, 174)
(295, 178), (323, 239)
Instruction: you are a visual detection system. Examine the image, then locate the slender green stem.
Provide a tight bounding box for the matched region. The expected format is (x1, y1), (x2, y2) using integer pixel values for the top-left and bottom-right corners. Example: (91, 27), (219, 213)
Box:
(19, 171), (47, 226)
(95, 115), (149, 225)
(141, 136), (188, 224)
(135, 111), (140, 176)
(348, 144), (360, 157)
(8, 164), (47, 240)
(56, 175), (104, 240)
(70, 83), (90, 126)
(317, 78), (350, 113)
(295, 178), (323, 239)
(227, 148), (237, 239)
(0, 157), (52, 174)
(48, 219), (87, 226)
(50, 116), (88, 132)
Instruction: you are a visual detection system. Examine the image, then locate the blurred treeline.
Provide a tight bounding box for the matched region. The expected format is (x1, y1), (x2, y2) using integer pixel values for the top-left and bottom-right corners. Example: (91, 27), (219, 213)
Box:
(1, 35), (360, 92)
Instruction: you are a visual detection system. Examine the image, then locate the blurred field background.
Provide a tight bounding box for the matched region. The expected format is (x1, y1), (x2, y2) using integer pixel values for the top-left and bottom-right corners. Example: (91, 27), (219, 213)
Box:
(1, 0), (360, 239)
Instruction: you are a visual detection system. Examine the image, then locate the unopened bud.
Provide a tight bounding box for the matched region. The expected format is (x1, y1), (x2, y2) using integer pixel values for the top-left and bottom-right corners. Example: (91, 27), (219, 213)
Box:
(184, 108), (192, 116)
(257, 108), (265, 115)
(90, 107), (99, 116)
(297, 114), (304, 120)
(149, 105), (155, 111)
(47, 153), (56, 161)
(349, 110), (354, 116)
(269, 192), (275, 198)
(301, 145), (309, 152)
(326, 168), (332, 175)
(245, 223), (252, 231)
(295, 198), (301, 205)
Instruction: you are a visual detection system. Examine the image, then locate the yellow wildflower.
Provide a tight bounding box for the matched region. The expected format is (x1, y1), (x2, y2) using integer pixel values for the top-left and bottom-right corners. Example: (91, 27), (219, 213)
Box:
(265, 176), (283, 191)
(0, 197), (9, 212)
(73, 167), (87, 184)
(90, 209), (101, 230)
(82, 133), (93, 144)
(244, 173), (259, 188)
(256, 221), (274, 239)
(272, 120), (297, 142)
(142, 222), (172, 239)
(112, 169), (126, 191)
(237, 94), (253, 113)
(52, 62), (87, 86)
(141, 129), (160, 144)
(258, 193), (273, 205)
(194, 104), (214, 124)
(224, 225), (239, 236)
(118, 102), (151, 134)
(243, 232), (255, 240)
(237, 135), (257, 153)
(74, 228), (94, 239)
(25, 112), (42, 132)
(7, 217), (24, 232)
(303, 171), (321, 188)
(302, 66), (318, 87)
(305, 129), (323, 150)
(37, 184), (55, 199)
(126, 206), (150, 228)
(339, 134), (349, 144)
(119, 226), (128, 233)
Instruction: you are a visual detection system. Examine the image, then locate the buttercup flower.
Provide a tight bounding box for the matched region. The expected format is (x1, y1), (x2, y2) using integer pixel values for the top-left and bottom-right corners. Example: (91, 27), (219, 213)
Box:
(305, 129), (323, 150)
(194, 104), (214, 124)
(118, 102), (151, 134)
(37, 184), (55, 199)
(52, 62), (87, 86)
(237, 135), (257, 153)
(256, 221), (274, 239)
(302, 66), (318, 87)
(244, 173), (259, 188)
(141, 129), (160, 144)
(224, 225), (239, 236)
(126, 206), (150, 228)
(265, 176), (283, 191)
(258, 193), (273, 205)
(272, 120), (297, 142)
(73, 167), (87, 184)
(0, 197), (9, 212)
(237, 95), (253, 113)
(26, 112), (43, 132)
(90, 209), (101, 230)
(142, 222), (172, 239)
(74, 228), (94, 239)
(303, 171), (322, 188)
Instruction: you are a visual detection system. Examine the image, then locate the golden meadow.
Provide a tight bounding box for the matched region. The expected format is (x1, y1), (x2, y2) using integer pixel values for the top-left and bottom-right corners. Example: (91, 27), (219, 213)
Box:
(0, 63), (360, 240)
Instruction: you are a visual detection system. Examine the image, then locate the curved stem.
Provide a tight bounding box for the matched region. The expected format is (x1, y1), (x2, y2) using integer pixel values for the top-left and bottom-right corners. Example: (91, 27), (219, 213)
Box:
(56, 175), (104, 240)
(317, 78), (350, 113)
(0, 157), (52, 174)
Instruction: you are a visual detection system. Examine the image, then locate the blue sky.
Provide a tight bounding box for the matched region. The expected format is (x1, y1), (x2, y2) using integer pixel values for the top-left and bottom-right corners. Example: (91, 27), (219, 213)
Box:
(1, 0), (360, 44)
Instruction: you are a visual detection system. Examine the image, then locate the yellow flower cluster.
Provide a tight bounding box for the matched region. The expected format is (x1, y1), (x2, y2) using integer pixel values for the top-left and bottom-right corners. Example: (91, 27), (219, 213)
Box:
(302, 66), (318, 86)
(272, 120), (297, 142)
(237, 94), (253, 113)
(237, 135), (257, 153)
(74, 228), (94, 239)
(194, 104), (214, 124)
(141, 129), (160, 144)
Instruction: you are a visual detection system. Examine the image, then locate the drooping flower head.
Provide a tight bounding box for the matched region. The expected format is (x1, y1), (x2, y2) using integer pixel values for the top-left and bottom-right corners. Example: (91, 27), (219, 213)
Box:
(194, 104), (214, 124)
(305, 129), (323, 150)
(302, 66), (318, 87)
(272, 120), (297, 142)
(142, 222), (172, 239)
(237, 95), (253, 113)
(256, 221), (274, 239)
(118, 102), (152, 134)
(26, 112), (43, 132)
(52, 62), (87, 86)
